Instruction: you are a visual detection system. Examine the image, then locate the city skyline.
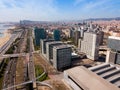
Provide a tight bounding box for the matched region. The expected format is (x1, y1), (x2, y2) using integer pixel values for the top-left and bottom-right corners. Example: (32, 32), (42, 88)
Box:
(0, 0), (120, 22)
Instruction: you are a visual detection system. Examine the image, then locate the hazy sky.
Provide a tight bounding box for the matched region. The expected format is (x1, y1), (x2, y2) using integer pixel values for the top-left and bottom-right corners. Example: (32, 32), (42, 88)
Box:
(0, 0), (120, 22)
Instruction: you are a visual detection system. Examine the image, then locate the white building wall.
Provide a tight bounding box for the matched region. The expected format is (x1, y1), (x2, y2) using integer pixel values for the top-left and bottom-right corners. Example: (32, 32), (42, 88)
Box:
(53, 48), (57, 69)
(80, 32), (99, 60)
(64, 71), (82, 90)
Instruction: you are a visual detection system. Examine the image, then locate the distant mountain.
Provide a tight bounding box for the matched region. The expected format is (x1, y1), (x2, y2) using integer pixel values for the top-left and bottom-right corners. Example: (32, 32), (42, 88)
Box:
(85, 17), (120, 21)
(20, 20), (54, 25)
(20, 17), (120, 24)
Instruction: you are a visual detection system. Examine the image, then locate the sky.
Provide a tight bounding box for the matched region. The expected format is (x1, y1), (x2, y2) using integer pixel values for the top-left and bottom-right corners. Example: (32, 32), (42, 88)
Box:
(0, 0), (120, 22)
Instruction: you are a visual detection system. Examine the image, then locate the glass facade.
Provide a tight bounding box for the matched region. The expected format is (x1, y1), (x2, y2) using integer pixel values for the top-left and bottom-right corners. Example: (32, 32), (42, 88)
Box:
(34, 27), (46, 46)
(54, 30), (60, 41)
(108, 38), (120, 51)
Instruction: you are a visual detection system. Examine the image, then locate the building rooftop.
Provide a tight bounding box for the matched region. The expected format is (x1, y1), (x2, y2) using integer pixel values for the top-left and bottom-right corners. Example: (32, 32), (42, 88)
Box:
(65, 63), (120, 90)
(53, 44), (71, 49)
(46, 41), (63, 45)
(41, 39), (54, 42)
(109, 36), (120, 40)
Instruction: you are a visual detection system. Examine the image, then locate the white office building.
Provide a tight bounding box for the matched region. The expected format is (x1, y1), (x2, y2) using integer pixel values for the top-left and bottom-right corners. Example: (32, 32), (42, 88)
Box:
(80, 32), (99, 60)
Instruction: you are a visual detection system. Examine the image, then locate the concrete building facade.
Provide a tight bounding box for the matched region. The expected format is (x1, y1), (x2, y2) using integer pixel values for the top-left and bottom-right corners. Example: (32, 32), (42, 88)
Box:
(74, 30), (81, 45)
(80, 32), (99, 60)
(46, 41), (63, 61)
(64, 63), (120, 90)
(106, 36), (120, 64)
(53, 45), (71, 70)
(40, 39), (54, 56)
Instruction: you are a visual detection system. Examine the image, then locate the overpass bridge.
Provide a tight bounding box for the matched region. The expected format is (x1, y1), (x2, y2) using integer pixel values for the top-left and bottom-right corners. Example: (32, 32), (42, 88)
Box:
(0, 53), (27, 59)
(2, 58), (52, 90)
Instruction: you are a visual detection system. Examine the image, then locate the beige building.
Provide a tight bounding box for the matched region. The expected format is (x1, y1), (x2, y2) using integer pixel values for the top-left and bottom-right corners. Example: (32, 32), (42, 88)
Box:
(64, 63), (120, 90)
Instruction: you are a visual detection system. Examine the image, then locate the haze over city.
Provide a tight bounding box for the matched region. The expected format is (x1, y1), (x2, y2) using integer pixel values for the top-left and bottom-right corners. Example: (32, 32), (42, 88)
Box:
(0, 0), (120, 90)
(0, 0), (120, 21)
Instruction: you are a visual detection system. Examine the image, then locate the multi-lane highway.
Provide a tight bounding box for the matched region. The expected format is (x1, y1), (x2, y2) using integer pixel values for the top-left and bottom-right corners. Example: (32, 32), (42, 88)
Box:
(1, 29), (26, 90)
(3, 58), (17, 90)
(1, 28), (52, 90)
(0, 32), (22, 55)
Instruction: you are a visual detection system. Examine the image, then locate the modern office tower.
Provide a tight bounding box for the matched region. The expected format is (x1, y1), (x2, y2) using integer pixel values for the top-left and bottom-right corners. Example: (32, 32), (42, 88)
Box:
(53, 30), (60, 41)
(89, 22), (93, 29)
(69, 29), (73, 38)
(98, 31), (104, 45)
(34, 27), (46, 46)
(106, 36), (120, 64)
(80, 29), (84, 38)
(40, 39), (54, 56)
(91, 30), (104, 45)
(64, 63), (120, 90)
(46, 41), (63, 61)
(80, 32), (99, 60)
(74, 30), (81, 45)
(70, 28), (75, 38)
(53, 45), (71, 70)
(78, 39), (82, 50)
(108, 36), (120, 51)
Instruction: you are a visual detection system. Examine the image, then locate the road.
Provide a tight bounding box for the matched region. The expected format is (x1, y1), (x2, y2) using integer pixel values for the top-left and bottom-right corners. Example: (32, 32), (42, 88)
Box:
(0, 32), (22, 54)
(1, 29), (52, 90)
(28, 30), (36, 81)
(3, 58), (17, 90)
(14, 29), (29, 90)
(0, 30), (23, 66)
(2, 29), (26, 90)
(2, 42), (19, 90)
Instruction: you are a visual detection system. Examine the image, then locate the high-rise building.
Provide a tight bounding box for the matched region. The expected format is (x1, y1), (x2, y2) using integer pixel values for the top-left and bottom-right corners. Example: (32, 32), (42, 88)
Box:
(80, 32), (99, 60)
(53, 45), (71, 70)
(80, 29), (84, 38)
(40, 39), (54, 56)
(46, 41), (63, 61)
(34, 27), (46, 46)
(53, 30), (60, 41)
(70, 28), (75, 38)
(98, 31), (104, 45)
(106, 36), (120, 64)
(74, 30), (81, 45)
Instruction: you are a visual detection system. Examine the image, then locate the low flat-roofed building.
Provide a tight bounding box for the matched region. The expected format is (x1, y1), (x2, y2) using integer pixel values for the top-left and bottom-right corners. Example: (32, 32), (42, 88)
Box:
(107, 36), (120, 64)
(64, 63), (120, 90)
(108, 36), (120, 51)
